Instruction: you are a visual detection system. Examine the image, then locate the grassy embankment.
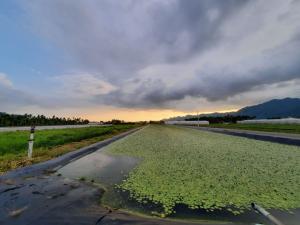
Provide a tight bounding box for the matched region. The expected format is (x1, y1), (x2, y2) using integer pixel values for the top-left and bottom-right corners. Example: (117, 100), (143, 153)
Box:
(200, 123), (300, 134)
(106, 125), (300, 216)
(0, 124), (138, 174)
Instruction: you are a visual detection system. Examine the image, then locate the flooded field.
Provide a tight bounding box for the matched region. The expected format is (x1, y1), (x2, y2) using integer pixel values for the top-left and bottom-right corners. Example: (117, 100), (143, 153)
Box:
(58, 126), (300, 225)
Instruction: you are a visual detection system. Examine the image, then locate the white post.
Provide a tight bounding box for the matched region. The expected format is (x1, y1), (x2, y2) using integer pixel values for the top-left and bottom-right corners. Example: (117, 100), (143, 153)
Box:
(28, 126), (35, 159)
(197, 111), (199, 127)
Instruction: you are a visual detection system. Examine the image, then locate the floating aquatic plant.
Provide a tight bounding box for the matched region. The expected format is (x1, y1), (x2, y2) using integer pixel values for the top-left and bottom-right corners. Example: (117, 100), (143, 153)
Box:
(106, 125), (300, 215)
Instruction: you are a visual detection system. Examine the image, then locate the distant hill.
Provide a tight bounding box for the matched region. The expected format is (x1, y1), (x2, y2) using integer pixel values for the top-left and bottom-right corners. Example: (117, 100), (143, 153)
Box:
(166, 98), (300, 120)
(236, 98), (300, 119)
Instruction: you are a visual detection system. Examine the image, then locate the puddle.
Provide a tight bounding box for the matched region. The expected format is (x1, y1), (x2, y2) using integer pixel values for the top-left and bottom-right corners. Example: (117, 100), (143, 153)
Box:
(58, 151), (139, 185)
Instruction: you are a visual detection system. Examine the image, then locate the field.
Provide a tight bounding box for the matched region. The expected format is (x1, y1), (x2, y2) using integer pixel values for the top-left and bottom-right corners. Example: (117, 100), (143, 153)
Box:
(203, 123), (300, 134)
(0, 124), (137, 173)
(106, 125), (300, 216)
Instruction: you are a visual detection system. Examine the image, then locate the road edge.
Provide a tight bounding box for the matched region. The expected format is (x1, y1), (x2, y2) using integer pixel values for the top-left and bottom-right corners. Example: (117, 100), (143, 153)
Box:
(185, 126), (300, 146)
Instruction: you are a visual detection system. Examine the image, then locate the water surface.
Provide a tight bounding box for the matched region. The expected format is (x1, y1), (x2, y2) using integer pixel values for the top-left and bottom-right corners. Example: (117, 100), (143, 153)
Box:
(58, 150), (138, 185)
(58, 148), (299, 225)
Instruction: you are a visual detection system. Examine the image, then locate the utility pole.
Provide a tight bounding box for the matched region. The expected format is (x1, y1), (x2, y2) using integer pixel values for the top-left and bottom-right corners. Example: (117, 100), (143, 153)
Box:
(28, 125), (35, 159)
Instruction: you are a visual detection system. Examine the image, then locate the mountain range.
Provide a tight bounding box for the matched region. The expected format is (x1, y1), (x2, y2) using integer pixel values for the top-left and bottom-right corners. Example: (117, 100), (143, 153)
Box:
(167, 98), (300, 120)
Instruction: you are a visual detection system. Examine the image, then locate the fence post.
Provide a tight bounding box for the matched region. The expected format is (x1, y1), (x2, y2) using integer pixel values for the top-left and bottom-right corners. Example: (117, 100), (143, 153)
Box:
(28, 125), (35, 159)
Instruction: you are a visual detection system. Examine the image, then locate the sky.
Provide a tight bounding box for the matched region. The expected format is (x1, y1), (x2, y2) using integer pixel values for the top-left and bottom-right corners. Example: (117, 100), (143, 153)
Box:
(0, 0), (300, 121)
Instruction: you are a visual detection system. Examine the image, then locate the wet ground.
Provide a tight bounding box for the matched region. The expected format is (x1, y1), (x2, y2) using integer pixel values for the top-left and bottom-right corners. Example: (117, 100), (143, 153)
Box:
(0, 174), (108, 225)
(0, 173), (237, 225)
(0, 127), (232, 225)
(170, 205), (300, 225)
(57, 149), (300, 225)
(1, 127), (299, 225)
(1, 162), (298, 225)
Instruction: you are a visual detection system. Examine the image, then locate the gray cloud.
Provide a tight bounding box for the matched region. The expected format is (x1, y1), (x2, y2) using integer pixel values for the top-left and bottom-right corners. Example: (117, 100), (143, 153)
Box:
(24, 0), (249, 78)
(101, 34), (300, 108)
(0, 73), (91, 111)
(0, 79), (36, 110)
(23, 0), (300, 110)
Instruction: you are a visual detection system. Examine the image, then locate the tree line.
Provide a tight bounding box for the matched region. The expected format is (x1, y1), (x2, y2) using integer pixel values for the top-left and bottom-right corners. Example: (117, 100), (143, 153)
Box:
(185, 115), (255, 124)
(103, 119), (147, 125)
(0, 112), (89, 127)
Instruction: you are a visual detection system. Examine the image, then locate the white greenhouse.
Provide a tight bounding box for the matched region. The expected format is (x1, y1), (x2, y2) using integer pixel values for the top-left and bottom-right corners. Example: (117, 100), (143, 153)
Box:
(237, 117), (300, 124)
(165, 120), (209, 125)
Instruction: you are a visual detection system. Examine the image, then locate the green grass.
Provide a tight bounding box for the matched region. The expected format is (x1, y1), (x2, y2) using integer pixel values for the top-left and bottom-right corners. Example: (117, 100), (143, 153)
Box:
(0, 124), (138, 173)
(106, 125), (300, 216)
(0, 125), (136, 155)
(203, 123), (300, 134)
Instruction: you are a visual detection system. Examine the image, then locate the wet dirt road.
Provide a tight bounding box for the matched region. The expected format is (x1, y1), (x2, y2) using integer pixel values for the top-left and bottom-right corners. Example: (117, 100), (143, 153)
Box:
(0, 173), (236, 225)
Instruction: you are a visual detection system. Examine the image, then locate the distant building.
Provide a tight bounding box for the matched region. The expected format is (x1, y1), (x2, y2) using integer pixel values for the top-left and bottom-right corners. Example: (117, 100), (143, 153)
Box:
(88, 121), (102, 125)
(165, 120), (209, 125)
(237, 117), (300, 124)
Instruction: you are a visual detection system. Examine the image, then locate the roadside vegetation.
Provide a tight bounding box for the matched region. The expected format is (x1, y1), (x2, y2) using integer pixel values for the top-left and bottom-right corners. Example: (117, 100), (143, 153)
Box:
(106, 125), (300, 216)
(0, 124), (138, 174)
(0, 112), (89, 126)
(203, 123), (300, 134)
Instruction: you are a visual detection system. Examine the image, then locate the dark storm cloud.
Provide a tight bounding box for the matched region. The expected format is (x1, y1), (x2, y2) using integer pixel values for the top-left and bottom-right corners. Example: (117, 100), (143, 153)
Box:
(102, 36), (300, 107)
(24, 0), (249, 79)
(23, 0), (300, 109)
(144, 0), (248, 63)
